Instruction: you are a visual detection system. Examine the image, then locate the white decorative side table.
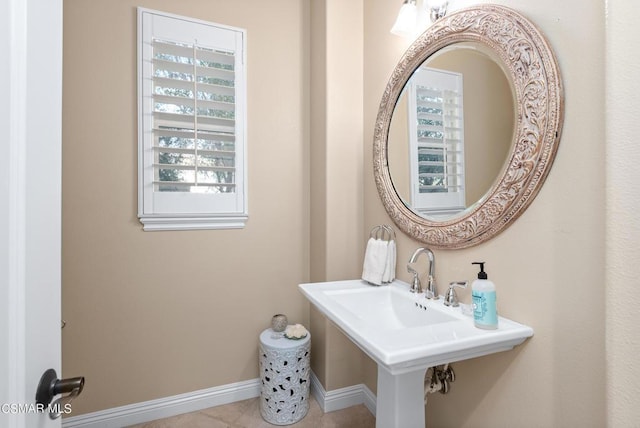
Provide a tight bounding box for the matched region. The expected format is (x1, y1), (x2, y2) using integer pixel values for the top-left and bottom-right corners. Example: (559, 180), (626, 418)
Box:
(259, 328), (311, 425)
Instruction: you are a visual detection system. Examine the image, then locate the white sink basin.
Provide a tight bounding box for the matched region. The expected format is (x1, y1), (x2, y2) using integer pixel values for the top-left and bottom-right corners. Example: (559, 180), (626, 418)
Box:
(324, 286), (458, 330)
(300, 279), (533, 372)
(299, 279), (533, 428)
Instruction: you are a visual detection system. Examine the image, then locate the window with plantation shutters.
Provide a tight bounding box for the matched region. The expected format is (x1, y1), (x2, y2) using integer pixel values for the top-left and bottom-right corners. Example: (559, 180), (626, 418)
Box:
(406, 67), (465, 218)
(137, 8), (247, 231)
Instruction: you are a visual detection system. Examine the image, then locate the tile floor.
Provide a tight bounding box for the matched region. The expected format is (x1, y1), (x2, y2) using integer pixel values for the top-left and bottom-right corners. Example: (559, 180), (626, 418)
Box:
(127, 395), (376, 428)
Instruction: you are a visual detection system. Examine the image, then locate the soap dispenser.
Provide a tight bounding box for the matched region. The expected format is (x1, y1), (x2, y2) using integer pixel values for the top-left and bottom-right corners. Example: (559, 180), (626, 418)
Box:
(471, 262), (498, 330)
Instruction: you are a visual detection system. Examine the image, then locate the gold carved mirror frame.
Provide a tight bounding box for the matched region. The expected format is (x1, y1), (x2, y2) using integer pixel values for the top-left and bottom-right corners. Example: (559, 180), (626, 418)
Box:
(373, 5), (564, 249)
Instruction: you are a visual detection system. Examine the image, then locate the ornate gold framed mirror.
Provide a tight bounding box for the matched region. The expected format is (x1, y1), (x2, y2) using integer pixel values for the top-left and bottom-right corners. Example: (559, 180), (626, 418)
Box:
(374, 5), (563, 249)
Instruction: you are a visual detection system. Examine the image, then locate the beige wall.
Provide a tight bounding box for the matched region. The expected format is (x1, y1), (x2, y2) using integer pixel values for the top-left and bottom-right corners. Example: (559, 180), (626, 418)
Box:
(62, 0), (310, 415)
(606, 0), (640, 425)
(364, 0), (607, 426)
(308, 0), (369, 392)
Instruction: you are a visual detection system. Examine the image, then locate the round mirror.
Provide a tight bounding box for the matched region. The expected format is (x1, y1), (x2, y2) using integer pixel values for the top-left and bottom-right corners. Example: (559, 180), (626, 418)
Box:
(388, 42), (515, 221)
(373, 5), (563, 249)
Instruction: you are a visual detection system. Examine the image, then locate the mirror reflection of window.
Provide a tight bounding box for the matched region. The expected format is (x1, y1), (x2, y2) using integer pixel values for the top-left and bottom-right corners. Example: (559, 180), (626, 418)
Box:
(407, 67), (465, 218)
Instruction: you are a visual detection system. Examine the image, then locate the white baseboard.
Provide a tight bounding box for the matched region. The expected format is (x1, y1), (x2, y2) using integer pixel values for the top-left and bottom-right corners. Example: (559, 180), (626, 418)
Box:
(62, 378), (261, 428)
(62, 372), (376, 427)
(310, 371), (376, 416)
(361, 383), (377, 416)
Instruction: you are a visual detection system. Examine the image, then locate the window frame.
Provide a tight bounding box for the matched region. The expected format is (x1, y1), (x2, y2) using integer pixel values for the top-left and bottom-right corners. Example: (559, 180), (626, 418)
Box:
(137, 8), (248, 231)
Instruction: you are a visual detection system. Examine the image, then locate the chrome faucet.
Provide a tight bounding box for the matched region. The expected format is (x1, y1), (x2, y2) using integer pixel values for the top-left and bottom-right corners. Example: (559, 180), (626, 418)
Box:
(407, 247), (438, 299)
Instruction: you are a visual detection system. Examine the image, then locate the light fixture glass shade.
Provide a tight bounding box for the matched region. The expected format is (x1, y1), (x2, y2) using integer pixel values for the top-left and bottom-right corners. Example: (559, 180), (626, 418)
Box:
(390, 0), (418, 37)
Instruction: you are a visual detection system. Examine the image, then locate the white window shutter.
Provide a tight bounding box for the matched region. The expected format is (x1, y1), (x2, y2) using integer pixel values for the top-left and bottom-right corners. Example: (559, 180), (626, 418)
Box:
(407, 67), (465, 217)
(138, 8), (247, 230)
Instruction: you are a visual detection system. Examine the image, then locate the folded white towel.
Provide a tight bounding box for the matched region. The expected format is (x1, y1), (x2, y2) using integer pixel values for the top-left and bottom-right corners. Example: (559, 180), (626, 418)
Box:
(362, 238), (388, 286)
(382, 240), (396, 283)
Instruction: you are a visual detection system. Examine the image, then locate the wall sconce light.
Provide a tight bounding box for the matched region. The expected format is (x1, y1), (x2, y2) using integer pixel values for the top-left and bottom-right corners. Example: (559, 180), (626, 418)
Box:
(390, 0), (451, 37)
(390, 0), (418, 38)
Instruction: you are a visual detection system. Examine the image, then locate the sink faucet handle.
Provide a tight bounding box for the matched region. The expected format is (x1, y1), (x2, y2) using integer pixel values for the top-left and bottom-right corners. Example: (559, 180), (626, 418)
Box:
(407, 265), (421, 293)
(443, 281), (468, 307)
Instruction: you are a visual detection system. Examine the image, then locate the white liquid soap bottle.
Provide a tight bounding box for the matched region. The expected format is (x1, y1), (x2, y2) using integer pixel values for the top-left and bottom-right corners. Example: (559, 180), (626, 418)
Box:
(471, 262), (498, 330)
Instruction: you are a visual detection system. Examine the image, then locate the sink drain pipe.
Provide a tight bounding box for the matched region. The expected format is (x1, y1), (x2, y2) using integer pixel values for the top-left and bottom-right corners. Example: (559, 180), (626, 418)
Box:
(424, 364), (455, 404)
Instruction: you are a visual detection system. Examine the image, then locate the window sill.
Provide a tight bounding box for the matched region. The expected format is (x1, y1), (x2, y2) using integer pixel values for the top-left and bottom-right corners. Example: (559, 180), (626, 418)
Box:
(139, 214), (248, 231)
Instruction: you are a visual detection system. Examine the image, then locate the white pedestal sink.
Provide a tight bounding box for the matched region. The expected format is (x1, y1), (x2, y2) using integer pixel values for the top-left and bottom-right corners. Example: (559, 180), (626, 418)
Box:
(299, 279), (533, 428)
